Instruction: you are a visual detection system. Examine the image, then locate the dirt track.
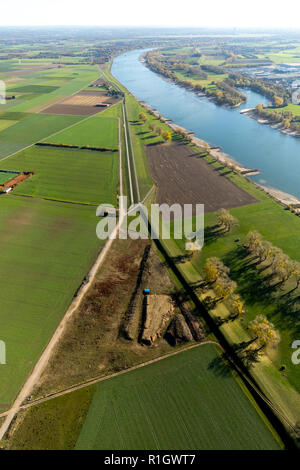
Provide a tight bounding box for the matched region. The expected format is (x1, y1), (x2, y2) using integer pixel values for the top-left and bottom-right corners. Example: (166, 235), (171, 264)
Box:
(146, 142), (257, 214)
(0, 341), (220, 421)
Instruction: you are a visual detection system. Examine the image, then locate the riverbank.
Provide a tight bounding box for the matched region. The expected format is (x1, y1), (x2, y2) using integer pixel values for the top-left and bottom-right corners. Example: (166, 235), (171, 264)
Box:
(243, 109), (300, 137)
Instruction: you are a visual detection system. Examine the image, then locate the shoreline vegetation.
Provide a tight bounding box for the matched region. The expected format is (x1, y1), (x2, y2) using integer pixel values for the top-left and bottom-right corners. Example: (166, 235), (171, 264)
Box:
(143, 50), (300, 138)
(142, 53), (246, 108)
(242, 108), (300, 137)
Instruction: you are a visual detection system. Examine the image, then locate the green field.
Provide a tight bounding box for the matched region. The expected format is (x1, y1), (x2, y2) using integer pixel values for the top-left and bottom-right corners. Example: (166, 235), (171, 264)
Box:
(1, 145), (119, 205)
(174, 70), (228, 89)
(6, 387), (96, 450)
(0, 120), (17, 132)
(279, 103), (300, 116)
(0, 113), (83, 160)
(8, 85), (59, 94)
(0, 196), (103, 410)
(75, 345), (281, 450)
(1, 65), (98, 114)
(48, 115), (119, 150)
(0, 170), (19, 184)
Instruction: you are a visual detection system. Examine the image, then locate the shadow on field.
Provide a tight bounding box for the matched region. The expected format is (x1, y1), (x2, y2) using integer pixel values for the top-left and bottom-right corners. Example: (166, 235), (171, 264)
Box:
(204, 224), (225, 245)
(207, 353), (232, 377)
(223, 247), (278, 307)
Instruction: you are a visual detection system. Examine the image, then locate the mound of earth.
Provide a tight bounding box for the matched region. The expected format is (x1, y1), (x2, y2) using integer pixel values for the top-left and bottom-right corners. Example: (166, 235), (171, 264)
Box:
(165, 313), (194, 346)
(141, 294), (175, 345)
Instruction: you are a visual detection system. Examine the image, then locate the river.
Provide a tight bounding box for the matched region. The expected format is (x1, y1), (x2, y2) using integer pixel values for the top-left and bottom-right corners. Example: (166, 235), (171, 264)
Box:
(112, 49), (300, 200)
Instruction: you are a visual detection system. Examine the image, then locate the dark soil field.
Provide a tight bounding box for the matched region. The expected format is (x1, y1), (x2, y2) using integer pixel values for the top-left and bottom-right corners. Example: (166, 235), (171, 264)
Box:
(146, 142), (257, 213)
(41, 91), (121, 116)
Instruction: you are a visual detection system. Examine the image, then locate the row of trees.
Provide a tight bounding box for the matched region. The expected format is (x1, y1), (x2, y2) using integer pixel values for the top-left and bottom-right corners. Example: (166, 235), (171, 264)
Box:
(138, 112), (172, 142)
(203, 257), (244, 318)
(245, 231), (300, 289)
(203, 255), (280, 350)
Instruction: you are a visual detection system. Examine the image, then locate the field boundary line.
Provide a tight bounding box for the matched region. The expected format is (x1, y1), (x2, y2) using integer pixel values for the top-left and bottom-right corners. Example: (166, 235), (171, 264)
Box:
(11, 193), (101, 207)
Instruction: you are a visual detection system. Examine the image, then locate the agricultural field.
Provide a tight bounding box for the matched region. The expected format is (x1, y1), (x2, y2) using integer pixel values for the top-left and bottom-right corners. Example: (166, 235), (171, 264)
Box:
(0, 145), (119, 205)
(0, 120), (17, 132)
(5, 345), (282, 450)
(0, 195), (103, 411)
(0, 112), (83, 160)
(174, 70), (228, 89)
(48, 115), (119, 150)
(279, 103), (300, 116)
(266, 46), (300, 64)
(76, 345), (281, 450)
(7, 85), (59, 94)
(1, 66), (99, 114)
(146, 141), (257, 213)
(0, 170), (19, 185)
(41, 90), (121, 116)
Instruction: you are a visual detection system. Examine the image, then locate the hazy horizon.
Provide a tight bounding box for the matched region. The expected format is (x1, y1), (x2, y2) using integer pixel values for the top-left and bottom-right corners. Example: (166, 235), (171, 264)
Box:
(1, 0), (300, 29)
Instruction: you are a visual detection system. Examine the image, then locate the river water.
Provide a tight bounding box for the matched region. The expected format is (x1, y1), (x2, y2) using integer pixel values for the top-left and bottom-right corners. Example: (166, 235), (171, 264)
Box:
(112, 49), (300, 200)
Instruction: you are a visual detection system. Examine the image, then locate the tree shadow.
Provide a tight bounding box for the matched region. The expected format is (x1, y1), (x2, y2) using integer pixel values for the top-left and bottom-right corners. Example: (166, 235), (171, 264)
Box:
(136, 131), (150, 136)
(271, 295), (300, 337)
(204, 224), (224, 245)
(238, 347), (262, 369)
(219, 169), (232, 177)
(207, 353), (233, 377)
(162, 253), (192, 266)
(223, 248), (278, 307)
(146, 141), (162, 147)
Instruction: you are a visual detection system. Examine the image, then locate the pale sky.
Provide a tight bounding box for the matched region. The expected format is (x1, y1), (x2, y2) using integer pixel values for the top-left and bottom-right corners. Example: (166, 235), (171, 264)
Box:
(1, 0), (300, 29)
